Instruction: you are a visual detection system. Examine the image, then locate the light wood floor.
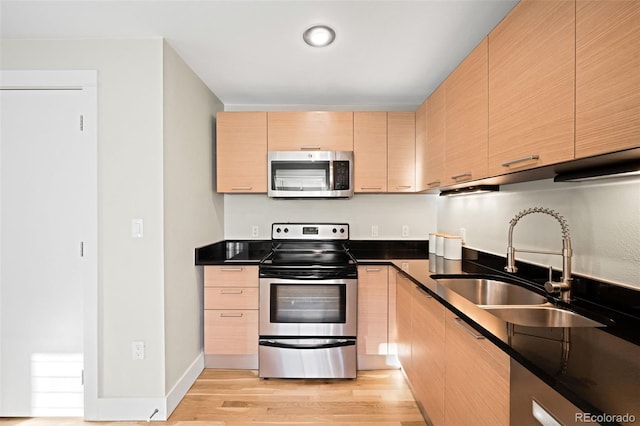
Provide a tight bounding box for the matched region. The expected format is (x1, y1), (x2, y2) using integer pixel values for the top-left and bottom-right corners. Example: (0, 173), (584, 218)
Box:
(0, 369), (426, 426)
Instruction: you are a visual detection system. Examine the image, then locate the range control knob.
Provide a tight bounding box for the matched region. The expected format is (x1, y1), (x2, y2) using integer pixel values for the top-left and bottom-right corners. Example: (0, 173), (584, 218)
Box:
(284, 228), (289, 233)
(275, 227), (281, 234)
(340, 228), (345, 234)
(332, 228), (337, 233)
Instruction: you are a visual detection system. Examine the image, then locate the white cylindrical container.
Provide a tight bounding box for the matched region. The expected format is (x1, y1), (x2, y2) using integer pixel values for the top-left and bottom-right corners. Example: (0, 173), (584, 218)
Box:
(444, 235), (463, 260)
(429, 233), (438, 253)
(436, 234), (445, 256)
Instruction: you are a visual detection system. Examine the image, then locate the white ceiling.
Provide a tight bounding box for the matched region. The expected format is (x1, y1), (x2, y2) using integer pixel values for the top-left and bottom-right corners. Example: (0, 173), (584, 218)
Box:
(0, 0), (518, 109)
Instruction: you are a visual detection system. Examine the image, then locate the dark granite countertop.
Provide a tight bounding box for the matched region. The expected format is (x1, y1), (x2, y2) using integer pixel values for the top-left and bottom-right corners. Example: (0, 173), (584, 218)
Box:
(195, 239), (639, 424)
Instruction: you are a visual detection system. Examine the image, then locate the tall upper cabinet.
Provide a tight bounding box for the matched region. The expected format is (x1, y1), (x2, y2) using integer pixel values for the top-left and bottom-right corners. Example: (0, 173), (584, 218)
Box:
(426, 84), (446, 189)
(388, 112), (416, 192)
(216, 112), (268, 193)
(575, 1), (640, 158)
(445, 38), (488, 186)
(415, 100), (429, 192)
(354, 112), (388, 192)
(488, 0), (575, 176)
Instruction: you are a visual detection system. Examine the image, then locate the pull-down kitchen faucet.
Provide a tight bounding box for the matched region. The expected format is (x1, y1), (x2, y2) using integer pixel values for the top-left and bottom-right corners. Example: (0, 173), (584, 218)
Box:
(505, 207), (573, 302)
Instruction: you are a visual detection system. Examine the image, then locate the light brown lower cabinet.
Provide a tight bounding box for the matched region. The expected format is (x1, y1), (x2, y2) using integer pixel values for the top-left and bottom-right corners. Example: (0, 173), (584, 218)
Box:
(395, 275), (510, 426)
(357, 265), (392, 370)
(395, 272), (413, 378)
(444, 309), (510, 425)
(204, 265), (259, 368)
(411, 286), (445, 426)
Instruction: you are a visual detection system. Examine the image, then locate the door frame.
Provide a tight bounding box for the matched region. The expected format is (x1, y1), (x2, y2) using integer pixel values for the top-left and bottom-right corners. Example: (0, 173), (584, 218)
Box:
(0, 70), (98, 419)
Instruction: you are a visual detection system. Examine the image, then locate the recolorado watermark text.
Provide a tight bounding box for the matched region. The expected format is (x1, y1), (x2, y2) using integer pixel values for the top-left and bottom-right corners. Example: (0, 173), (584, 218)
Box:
(576, 413), (636, 423)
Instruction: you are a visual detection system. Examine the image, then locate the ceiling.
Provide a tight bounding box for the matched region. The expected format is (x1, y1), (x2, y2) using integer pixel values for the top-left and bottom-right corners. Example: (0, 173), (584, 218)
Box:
(0, 0), (519, 109)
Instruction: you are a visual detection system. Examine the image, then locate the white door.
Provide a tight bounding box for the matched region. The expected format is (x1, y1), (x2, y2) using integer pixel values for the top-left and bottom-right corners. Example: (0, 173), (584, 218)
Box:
(0, 80), (96, 417)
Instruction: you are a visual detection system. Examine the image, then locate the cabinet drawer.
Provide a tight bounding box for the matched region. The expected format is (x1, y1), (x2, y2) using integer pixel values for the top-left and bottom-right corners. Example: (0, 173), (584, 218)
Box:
(204, 287), (259, 310)
(204, 265), (258, 288)
(204, 310), (258, 355)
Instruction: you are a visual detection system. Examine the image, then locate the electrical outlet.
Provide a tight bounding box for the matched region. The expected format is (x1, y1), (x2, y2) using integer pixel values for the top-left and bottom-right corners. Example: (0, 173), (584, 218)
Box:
(132, 341), (145, 360)
(371, 225), (379, 237)
(460, 228), (467, 243)
(401, 225), (409, 237)
(251, 225), (259, 237)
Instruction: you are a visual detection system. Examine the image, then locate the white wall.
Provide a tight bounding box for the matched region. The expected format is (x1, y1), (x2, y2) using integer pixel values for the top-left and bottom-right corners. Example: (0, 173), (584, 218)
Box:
(162, 41), (224, 395)
(438, 177), (640, 289)
(1, 38), (223, 419)
(0, 38), (167, 400)
(224, 193), (438, 240)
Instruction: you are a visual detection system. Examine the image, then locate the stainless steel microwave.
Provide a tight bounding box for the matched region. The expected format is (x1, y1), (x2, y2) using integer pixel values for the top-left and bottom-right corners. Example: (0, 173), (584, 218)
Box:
(268, 151), (354, 198)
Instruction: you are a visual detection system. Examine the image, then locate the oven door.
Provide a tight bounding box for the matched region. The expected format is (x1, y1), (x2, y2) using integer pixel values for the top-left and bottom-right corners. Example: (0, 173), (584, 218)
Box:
(259, 278), (357, 337)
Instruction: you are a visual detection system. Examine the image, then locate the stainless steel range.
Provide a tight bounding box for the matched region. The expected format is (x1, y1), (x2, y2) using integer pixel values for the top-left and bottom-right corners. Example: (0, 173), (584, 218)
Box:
(258, 223), (357, 379)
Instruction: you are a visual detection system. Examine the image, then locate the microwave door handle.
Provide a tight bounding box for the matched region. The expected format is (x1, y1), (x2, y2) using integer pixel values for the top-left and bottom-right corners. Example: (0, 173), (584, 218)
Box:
(329, 160), (334, 191)
(260, 339), (355, 350)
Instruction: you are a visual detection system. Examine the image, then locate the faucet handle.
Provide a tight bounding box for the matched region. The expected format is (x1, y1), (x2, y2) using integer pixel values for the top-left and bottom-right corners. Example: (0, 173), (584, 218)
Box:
(547, 266), (553, 283)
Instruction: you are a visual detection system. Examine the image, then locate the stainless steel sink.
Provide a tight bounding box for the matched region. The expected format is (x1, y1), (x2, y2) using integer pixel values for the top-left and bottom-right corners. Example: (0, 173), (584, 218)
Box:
(483, 306), (604, 328)
(435, 278), (548, 306)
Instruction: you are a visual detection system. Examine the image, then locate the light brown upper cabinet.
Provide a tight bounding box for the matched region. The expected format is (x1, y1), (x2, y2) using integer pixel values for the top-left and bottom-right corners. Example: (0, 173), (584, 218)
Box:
(388, 112), (416, 192)
(415, 99), (429, 191)
(267, 111), (354, 151)
(488, 0), (575, 176)
(575, 1), (640, 158)
(445, 39), (488, 186)
(426, 84), (446, 189)
(216, 112), (268, 193)
(354, 112), (388, 192)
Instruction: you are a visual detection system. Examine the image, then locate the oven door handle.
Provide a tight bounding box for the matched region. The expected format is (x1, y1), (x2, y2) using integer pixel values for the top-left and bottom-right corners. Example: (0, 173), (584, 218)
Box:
(259, 339), (356, 350)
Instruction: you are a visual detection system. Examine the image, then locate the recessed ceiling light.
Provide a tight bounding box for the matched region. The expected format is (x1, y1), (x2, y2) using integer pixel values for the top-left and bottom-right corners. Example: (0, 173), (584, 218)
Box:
(303, 25), (336, 47)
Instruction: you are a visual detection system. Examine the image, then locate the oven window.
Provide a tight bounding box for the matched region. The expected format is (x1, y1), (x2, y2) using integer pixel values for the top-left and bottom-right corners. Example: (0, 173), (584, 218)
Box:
(271, 162), (330, 191)
(270, 284), (346, 323)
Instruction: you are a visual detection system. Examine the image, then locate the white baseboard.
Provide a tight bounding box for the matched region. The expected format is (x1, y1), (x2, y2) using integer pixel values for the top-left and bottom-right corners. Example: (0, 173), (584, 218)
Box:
(95, 352), (204, 421)
(96, 397), (167, 421)
(166, 352), (204, 418)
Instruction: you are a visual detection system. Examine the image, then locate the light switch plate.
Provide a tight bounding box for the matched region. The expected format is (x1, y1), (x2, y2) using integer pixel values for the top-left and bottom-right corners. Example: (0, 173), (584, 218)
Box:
(132, 219), (143, 238)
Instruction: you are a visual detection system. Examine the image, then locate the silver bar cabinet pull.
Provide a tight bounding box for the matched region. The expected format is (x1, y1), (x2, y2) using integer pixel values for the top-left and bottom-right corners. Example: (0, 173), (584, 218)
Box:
(501, 155), (540, 168)
(451, 172), (472, 181)
(454, 318), (485, 339)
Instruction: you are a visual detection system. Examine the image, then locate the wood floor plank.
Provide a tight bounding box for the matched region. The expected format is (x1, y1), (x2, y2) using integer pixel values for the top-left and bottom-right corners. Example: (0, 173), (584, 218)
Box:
(0, 369), (426, 426)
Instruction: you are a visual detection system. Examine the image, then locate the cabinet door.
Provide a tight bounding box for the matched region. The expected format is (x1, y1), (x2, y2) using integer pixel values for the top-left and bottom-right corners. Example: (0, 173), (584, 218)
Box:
(575, 1), (640, 158)
(411, 287), (445, 426)
(204, 287), (259, 310)
(216, 112), (267, 193)
(267, 111), (354, 151)
(395, 272), (413, 378)
(445, 39), (488, 186)
(415, 99), (429, 191)
(426, 84), (445, 189)
(488, 0), (575, 175)
(204, 310), (259, 355)
(204, 265), (259, 288)
(388, 112), (416, 192)
(357, 266), (389, 357)
(354, 112), (388, 192)
(445, 310), (509, 425)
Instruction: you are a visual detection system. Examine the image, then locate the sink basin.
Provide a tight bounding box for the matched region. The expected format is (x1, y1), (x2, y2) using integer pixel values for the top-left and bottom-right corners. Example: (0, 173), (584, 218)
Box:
(483, 306), (605, 328)
(435, 278), (548, 306)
